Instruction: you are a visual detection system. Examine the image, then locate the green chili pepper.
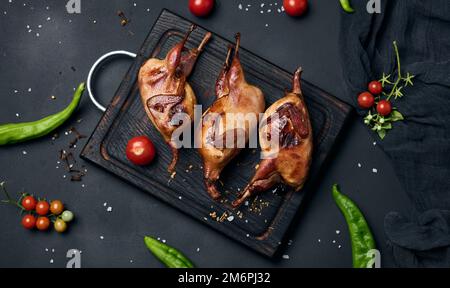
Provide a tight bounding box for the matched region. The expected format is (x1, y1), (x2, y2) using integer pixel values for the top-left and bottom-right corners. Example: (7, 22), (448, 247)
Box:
(144, 236), (194, 268)
(332, 184), (376, 268)
(0, 83), (85, 146)
(339, 0), (355, 13)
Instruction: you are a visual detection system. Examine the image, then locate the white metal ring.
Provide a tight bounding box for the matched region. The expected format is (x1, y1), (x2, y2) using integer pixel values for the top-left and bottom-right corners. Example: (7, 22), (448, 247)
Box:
(86, 50), (137, 112)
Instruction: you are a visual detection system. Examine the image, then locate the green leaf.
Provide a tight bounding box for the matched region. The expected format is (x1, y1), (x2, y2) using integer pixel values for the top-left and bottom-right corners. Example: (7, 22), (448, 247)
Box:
(393, 86), (404, 99)
(379, 73), (393, 87)
(390, 110), (404, 121)
(382, 123), (392, 130)
(377, 129), (386, 139)
(403, 73), (415, 86)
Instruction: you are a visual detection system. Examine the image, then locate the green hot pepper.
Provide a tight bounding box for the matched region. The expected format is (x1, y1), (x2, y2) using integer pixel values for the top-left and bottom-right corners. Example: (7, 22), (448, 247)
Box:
(144, 236), (194, 268)
(339, 0), (355, 13)
(0, 83), (85, 146)
(332, 184), (376, 268)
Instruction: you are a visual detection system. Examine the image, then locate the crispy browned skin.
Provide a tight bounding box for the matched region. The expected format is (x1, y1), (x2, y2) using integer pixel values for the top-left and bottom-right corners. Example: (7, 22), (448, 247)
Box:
(138, 25), (211, 172)
(232, 68), (313, 207)
(197, 34), (266, 200)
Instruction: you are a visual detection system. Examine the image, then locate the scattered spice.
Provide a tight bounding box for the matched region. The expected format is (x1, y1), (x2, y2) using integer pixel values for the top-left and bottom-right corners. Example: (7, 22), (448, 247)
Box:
(117, 10), (129, 26)
(248, 196), (269, 214)
(54, 125), (87, 181)
(218, 211), (228, 222)
(68, 127), (86, 148)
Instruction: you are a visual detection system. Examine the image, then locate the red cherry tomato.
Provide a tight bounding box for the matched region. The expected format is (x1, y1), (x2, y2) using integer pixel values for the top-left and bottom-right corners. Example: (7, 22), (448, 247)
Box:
(357, 92), (375, 109)
(368, 81), (383, 95)
(21, 195), (37, 211)
(377, 100), (392, 116)
(21, 214), (36, 230)
(35, 200), (50, 216)
(126, 136), (156, 166)
(189, 0), (215, 17)
(36, 217), (50, 231)
(283, 0), (308, 17)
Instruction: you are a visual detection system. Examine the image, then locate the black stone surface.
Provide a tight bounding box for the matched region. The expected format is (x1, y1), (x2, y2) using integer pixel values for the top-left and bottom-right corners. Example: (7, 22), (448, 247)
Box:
(0, 0), (410, 268)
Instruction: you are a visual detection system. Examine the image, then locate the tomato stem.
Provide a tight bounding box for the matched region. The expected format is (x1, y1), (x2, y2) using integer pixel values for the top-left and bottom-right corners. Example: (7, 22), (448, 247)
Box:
(1, 182), (24, 210)
(386, 41), (402, 101)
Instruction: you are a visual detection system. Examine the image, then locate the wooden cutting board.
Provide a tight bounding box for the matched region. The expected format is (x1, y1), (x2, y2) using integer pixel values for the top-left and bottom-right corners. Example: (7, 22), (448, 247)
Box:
(81, 10), (352, 257)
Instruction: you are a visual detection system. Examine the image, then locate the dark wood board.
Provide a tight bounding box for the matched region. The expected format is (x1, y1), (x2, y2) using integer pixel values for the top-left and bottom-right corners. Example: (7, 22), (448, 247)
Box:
(80, 10), (352, 257)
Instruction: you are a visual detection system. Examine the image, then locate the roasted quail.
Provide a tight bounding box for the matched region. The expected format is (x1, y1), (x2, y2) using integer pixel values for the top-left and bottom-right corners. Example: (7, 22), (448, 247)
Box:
(232, 68), (313, 207)
(138, 25), (211, 172)
(197, 34), (266, 200)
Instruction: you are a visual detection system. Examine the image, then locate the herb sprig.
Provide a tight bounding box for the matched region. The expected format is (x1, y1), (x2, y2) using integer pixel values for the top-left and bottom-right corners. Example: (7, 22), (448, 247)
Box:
(363, 41), (414, 139)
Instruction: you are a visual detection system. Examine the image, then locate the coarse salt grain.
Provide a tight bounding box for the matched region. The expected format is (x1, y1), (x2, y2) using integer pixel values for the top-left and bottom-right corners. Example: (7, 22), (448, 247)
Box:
(282, 255), (290, 260)
(372, 168), (378, 173)
(106, 206), (112, 212)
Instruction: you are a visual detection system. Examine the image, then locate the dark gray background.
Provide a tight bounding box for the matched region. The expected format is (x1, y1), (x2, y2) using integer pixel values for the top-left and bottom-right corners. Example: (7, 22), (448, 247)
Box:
(0, 0), (410, 268)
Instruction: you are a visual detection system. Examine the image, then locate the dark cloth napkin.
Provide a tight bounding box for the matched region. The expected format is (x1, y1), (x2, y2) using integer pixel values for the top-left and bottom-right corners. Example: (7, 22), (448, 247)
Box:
(339, 0), (450, 267)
